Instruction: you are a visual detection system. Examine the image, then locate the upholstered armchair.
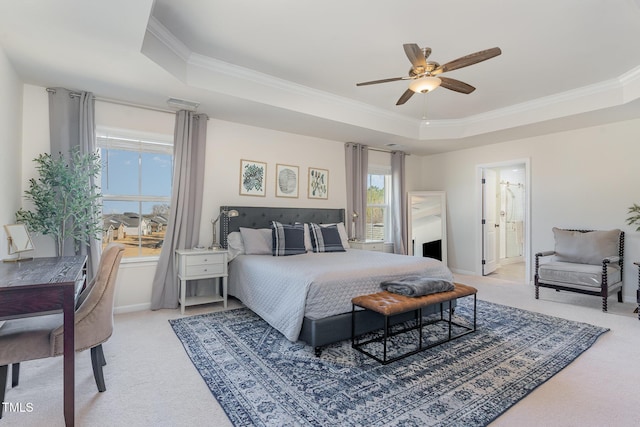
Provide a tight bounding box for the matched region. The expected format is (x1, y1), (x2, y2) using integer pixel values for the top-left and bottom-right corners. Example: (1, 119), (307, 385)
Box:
(0, 243), (125, 418)
(535, 228), (624, 312)
(634, 262), (640, 320)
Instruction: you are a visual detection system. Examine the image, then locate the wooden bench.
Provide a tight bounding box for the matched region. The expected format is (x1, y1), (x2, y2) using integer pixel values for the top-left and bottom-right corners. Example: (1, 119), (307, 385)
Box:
(351, 283), (477, 364)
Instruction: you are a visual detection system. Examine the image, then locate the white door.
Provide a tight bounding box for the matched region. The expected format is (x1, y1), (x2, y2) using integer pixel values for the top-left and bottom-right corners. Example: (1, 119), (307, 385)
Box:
(482, 169), (498, 275)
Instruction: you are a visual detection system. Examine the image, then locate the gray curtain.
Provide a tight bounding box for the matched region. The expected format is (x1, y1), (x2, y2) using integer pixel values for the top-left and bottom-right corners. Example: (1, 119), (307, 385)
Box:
(151, 111), (208, 310)
(391, 150), (407, 254)
(345, 143), (368, 240)
(48, 87), (100, 279)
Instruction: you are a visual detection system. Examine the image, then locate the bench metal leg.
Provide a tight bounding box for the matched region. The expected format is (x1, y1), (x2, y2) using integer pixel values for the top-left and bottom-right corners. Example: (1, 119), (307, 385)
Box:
(352, 293), (477, 365)
(351, 304), (356, 348)
(448, 300), (452, 340)
(418, 308), (423, 350)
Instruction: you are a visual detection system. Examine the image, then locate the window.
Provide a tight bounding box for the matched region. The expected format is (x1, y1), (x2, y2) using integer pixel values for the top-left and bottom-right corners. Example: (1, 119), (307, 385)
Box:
(97, 131), (173, 258)
(366, 168), (391, 241)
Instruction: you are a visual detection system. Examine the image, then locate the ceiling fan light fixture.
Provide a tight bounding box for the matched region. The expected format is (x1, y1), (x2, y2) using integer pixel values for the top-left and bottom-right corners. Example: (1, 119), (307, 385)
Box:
(409, 76), (441, 93)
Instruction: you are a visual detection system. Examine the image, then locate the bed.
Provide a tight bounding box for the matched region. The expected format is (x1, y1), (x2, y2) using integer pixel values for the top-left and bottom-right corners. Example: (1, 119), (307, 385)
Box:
(221, 206), (455, 355)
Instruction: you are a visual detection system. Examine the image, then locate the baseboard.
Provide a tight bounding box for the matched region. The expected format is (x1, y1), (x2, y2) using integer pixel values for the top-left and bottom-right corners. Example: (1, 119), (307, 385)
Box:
(499, 256), (524, 265)
(451, 268), (476, 276)
(114, 302), (151, 314)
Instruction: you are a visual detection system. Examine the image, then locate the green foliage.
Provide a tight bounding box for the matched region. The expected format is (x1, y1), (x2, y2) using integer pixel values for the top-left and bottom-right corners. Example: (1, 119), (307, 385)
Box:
(367, 185), (385, 204)
(626, 203), (640, 231)
(16, 147), (102, 256)
(366, 185), (386, 226)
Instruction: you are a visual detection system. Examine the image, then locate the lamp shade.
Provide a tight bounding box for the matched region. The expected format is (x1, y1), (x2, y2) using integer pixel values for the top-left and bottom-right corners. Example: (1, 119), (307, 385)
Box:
(409, 76), (442, 93)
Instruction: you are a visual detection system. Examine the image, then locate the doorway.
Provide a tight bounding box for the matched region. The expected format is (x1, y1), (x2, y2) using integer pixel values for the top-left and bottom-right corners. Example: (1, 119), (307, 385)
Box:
(478, 159), (530, 283)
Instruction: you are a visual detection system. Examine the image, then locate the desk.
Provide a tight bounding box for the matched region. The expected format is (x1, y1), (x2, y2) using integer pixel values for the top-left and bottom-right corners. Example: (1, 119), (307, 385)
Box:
(0, 256), (86, 427)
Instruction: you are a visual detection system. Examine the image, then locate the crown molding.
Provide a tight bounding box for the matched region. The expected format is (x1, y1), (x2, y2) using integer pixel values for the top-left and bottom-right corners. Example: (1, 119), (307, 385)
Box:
(145, 16), (191, 63)
(146, 17), (640, 142)
(188, 52), (418, 127)
(616, 64), (640, 85)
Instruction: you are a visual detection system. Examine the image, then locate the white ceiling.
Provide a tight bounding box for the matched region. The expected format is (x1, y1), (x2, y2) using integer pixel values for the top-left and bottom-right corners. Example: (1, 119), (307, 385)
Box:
(1, 0), (640, 155)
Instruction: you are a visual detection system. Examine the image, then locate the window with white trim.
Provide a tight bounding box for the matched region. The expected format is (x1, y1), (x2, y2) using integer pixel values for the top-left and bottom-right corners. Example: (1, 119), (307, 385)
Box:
(97, 131), (173, 258)
(366, 165), (391, 241)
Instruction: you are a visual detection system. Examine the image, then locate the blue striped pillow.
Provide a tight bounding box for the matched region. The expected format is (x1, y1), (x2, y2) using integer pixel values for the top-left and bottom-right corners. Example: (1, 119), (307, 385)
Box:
(271, 221), (306, 256)
(309, 223), (346, 253)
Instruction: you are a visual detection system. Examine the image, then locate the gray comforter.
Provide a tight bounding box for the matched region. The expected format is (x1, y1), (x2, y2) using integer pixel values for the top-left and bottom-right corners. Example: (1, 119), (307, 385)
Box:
(228, 250), (453, 341)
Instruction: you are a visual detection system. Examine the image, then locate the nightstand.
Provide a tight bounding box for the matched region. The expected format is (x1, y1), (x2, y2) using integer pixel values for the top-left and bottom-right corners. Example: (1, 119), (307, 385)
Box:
(349, 240), (385, 252)
(175, 249), (228, 314)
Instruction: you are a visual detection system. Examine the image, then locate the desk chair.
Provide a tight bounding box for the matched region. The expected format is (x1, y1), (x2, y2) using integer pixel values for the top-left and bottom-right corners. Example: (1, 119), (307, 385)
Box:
(0, 243), (125, 418)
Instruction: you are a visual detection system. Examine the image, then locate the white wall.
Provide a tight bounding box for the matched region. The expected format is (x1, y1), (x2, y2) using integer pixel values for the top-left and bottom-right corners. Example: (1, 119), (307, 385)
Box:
(200, 119), (346, 247)
(19, 85), (56, 256)
(421, 119), (640, 303)
(404, 152), (424, 192)
(20, 79), (638, 306)
(0, 46), (23, 259)
(20, 86), (348, 311)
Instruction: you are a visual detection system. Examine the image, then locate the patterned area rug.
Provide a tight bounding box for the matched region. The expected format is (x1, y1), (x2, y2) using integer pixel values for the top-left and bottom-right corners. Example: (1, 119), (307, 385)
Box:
(169, 299), (608, 427)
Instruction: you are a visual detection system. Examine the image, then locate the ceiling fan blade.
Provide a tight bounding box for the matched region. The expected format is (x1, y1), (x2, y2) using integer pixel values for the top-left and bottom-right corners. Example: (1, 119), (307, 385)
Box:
(356, 77), (405, 86)
(396, 89), (415, 105)
(403, 43), (428, 69)
(439, 77), (476, 94)
(432, 47), (502, 75)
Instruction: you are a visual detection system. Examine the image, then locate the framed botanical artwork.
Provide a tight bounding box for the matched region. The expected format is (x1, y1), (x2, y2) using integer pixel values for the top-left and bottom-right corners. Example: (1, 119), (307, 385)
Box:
(239, 159), (267, 197)
(276, 164), (299, 198)
(308, 167), (329, 199)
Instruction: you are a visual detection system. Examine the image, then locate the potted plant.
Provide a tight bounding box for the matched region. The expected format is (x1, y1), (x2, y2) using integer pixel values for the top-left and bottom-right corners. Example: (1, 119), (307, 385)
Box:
(626, 203), (640, 231)
(16, 147), (102, 256)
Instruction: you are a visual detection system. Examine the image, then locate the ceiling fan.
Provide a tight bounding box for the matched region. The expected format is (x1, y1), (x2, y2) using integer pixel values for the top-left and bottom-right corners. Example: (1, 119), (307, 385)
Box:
(356, 44), (502, 105)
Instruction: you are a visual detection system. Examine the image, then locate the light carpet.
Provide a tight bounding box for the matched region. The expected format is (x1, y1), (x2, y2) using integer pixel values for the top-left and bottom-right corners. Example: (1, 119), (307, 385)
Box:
(169, 298), (608, 427)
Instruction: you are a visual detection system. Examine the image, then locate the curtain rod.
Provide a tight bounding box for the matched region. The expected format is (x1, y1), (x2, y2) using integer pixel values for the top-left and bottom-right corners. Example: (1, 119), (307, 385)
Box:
(96, 97), (177, 115)
(346, 143), (409, 155)
(369, 146), (406, 154)
(45, 88), (209, 117)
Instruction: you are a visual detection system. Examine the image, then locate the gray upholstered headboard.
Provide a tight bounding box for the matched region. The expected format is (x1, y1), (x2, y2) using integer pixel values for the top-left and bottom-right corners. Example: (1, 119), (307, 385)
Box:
(220, 206), (345, 249)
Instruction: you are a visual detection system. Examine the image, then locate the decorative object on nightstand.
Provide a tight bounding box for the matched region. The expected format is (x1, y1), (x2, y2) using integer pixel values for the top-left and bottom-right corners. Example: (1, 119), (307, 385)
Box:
(349, 240), (384, 252)
(350, 211), (359, 240)
(175, 249), (228, 314)
(210, 209), (239, 249)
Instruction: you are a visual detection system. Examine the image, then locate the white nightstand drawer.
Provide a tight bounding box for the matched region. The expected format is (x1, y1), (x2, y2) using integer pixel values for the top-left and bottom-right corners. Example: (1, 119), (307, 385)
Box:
(364, 242), (384, 251)
(175, 249), (229, 314)
(184, 263), (225, 277)
(350, 240), (384, 252)
(185, 253), (225, 266)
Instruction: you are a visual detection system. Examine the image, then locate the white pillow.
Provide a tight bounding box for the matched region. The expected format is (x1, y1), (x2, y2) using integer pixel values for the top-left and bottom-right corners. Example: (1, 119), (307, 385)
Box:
(298, 223), (313, 252)
(226, 231), (245, 261)
(320, 222), (350, 249)
(239, 227), (272, 255)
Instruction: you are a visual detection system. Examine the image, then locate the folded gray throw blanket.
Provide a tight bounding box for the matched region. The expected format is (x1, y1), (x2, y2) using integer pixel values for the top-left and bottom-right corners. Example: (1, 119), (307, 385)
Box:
(380, 276), (455, 297)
